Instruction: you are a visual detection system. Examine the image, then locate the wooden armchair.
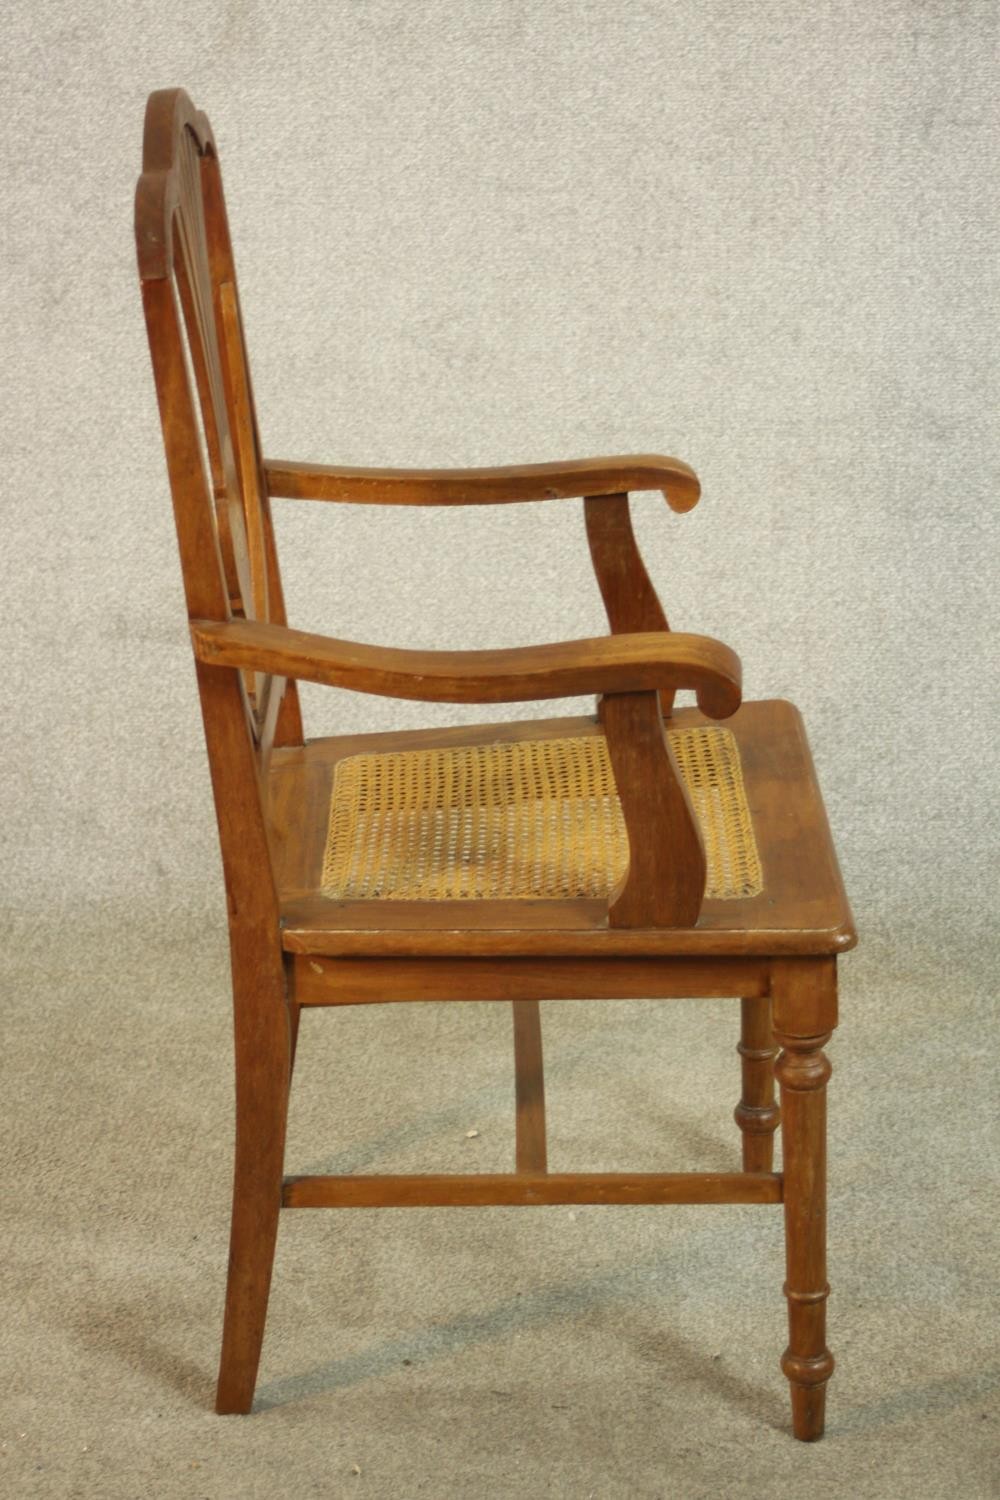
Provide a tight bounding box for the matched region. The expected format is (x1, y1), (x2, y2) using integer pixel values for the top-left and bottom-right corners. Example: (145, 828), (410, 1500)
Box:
(136, 89), (856, 1439)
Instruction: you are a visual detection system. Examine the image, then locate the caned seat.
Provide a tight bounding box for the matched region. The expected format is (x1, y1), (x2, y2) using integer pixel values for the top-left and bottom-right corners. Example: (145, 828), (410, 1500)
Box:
(137, 88), (855, 1438)
(270, 700), (852, 966)
(318, 723), (762, 904)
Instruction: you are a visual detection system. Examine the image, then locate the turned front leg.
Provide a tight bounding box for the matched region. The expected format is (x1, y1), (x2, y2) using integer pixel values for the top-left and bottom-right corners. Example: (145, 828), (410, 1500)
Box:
(773, 959), (837, 1441)
(734, 996), (779, 1171)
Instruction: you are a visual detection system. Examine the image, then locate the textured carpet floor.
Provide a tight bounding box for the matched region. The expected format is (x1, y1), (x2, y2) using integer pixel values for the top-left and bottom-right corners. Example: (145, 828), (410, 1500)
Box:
(2, 2), (998, 1496)
(4, 915), (998, 1498)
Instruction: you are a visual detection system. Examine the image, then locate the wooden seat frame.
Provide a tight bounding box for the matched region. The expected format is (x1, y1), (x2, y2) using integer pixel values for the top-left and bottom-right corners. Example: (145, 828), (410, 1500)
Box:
(136, 89), (856, 1439)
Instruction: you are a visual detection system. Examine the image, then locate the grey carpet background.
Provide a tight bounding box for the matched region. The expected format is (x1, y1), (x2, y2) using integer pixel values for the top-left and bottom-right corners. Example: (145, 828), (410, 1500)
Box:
(2, 2), (998, 1496)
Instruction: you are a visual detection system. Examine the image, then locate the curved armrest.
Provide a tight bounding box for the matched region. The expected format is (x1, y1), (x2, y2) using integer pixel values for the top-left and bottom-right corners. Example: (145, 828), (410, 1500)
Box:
(190, 619), (740, 716)
(263, 454), (700, 514)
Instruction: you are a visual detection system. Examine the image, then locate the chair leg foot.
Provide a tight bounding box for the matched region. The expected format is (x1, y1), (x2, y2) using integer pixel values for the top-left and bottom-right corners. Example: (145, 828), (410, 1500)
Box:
(215, 1142), (284, 1413)
(214, 998), (290, 1415)
(788, 1378), (828, 1441)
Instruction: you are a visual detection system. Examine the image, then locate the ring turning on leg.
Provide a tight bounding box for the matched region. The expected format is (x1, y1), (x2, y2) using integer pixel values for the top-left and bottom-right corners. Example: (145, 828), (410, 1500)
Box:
(775, 1030), (833, 1440)
(734, 996), (779, 1171)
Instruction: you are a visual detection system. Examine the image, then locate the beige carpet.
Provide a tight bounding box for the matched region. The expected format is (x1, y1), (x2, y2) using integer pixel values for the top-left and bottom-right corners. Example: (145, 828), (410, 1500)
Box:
(2, 2), (998, 1496)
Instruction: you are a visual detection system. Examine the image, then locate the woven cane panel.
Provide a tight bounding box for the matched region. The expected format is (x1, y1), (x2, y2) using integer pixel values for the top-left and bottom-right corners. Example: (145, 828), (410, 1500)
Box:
(321, 728), (762, 904)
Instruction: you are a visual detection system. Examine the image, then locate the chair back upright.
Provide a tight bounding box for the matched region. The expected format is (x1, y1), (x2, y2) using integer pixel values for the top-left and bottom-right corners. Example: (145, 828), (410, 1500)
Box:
(136, 89), (301, 926)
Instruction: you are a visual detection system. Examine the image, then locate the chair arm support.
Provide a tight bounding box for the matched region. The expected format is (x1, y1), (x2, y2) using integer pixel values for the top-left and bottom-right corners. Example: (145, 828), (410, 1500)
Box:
(263, 455), (700, 514)
(190, 619), (741, 716)
(602, 690), (707, 927)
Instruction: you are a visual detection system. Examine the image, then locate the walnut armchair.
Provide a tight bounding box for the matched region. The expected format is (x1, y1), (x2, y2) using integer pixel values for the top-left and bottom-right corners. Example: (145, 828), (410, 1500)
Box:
(136, 88), (855, 1439)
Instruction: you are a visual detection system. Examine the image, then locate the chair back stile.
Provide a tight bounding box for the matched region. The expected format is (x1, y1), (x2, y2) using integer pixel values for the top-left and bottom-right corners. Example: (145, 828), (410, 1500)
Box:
(136, 91), (302, 774)
(136, 90), (300, 944)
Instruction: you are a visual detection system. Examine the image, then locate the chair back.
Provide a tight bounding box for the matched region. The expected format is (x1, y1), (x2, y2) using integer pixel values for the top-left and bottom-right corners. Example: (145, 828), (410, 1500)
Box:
(135, 88), (297, 759)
